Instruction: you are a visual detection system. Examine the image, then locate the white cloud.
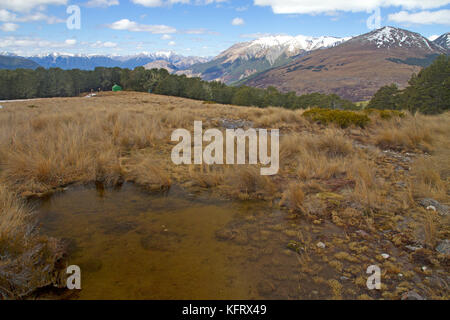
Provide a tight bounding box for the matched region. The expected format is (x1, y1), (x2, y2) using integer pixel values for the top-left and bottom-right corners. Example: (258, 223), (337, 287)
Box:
(168, 41), (176, 46)
(91, 40), (118, 48)
(0, 9), (17, 22)
(232, 17), (244, 26)
(388, 10), (450, 25)
(161, 34), (172, 40)
(253, 0), (450, 14)
(65, 39), (77, 45)
(0, 23), (19, 32)
(85, 0), (119, 8)
(131, 0), (188, 7)
(0, 9), (63, 24)
(429, 34), (440, 40)
(0, 36), (77, 49)
(131, 0), (226, 7)
(0, 0), (67, 12)
(17, 12), (64, 24)
(108, 19), (177, 33)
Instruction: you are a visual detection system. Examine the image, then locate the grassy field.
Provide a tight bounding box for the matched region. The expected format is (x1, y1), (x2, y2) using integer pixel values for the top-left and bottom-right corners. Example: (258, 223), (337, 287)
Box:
(0, 91), (449, 299)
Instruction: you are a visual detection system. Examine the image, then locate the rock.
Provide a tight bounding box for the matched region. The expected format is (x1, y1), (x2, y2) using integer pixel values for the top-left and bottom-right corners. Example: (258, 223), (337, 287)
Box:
(436, 239), (450, 255)
(401, 290), (425, 300)
(316, 242), (326, 249)
(418, 198), (448, 216)
(405, 245), (422, 252)
(220, 119), (253, 129)
(381, 253), (390, 259)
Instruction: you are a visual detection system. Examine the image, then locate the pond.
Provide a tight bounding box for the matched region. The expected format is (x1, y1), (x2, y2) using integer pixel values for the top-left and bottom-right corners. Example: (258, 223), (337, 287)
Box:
(35, 183), (369, 299)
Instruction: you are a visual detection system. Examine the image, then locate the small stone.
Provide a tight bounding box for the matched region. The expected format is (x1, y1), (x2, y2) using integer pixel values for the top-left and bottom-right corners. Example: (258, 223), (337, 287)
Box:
(405, 245), (422, 252)
(316, 242), (326, 249)
(398, 273), (403, 278)
(418, 198), (448, 216)
(435, 239), (450, 255)
(381, 253), (390, 259)
(421, 266), (427, 272)
(401, 291), (424, 300)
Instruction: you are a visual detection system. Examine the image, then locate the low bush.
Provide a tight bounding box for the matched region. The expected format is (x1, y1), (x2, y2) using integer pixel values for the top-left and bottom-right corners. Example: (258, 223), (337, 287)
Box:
(303, 108), (370, 128)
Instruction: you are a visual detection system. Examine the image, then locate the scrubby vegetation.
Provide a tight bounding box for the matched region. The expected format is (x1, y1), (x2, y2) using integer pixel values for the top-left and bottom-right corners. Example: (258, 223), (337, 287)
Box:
(369, 55), (450, 114)
(303, 108), (370, 128)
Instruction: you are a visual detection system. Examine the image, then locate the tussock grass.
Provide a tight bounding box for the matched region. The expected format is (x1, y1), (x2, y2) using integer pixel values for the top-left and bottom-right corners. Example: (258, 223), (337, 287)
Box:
(0, 92), (448, 298)
(283, 183), (305, 212)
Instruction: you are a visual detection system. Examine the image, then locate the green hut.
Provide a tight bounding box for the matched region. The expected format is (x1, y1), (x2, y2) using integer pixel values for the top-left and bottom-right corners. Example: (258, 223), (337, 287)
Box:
(112, 84), (122, 92)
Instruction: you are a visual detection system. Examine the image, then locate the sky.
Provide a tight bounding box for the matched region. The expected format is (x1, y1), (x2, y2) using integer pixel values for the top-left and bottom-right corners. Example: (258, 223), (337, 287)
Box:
(0, 0), (449, 57)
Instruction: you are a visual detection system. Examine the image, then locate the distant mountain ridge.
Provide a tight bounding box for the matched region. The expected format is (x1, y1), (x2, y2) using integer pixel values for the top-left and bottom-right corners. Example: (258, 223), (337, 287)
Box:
(0, 55), (41, 70)
(242, 27), (448, 101)
(0, 52), (210, 71)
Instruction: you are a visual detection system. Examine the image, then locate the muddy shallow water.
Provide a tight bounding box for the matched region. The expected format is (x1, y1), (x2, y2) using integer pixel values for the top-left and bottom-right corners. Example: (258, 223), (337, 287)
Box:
(35, 183), (442, 300)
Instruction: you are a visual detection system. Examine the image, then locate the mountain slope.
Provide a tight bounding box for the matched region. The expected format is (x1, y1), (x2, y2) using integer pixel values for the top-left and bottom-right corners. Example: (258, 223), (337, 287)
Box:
(433, 33), (450, 51)
(0, 55), (41, 70)
(180, 35), (350, 84)
(243, 27), (447, 101)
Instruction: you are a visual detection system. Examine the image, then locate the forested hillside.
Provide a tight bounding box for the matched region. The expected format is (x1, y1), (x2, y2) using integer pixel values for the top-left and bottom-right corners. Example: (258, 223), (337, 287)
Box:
(0, 66), (355, 110)
(368, 55), (449, 114)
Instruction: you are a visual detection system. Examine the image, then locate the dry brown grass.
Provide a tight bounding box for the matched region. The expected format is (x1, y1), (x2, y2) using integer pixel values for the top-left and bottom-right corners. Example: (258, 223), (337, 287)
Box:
(372, 113), (441, 152)
(0, 91), (448, 298)
(283, 183), (305, 212)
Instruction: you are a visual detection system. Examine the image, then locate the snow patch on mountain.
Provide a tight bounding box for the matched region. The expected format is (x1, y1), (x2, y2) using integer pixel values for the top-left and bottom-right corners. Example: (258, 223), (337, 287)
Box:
(217, 34), (351, 65)
(364, 26), (440, 51)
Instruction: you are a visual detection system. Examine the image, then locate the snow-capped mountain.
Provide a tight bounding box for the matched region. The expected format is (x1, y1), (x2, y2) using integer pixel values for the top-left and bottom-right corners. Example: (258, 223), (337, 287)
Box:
(433, 32), (450, 51)
(181, 34), (351, 84)
(350, 26), (445, 53)
(13, 52), (210, 70)
(243, 26), (447, 102)
(217, 35), (350, 64)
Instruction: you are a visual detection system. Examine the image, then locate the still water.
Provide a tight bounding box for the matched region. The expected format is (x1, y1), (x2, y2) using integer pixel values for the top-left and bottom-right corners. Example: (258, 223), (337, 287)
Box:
(36, 183), (345, 299)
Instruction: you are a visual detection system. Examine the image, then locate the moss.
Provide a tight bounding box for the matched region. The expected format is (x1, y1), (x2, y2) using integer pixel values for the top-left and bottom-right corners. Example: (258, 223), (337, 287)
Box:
(303, 108), (370, 128)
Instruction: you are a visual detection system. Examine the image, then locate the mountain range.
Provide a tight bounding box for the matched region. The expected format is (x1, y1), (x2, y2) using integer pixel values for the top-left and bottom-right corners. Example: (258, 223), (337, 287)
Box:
(0, 51), (209, 71)
(177, 35), (350, 83)
(0, 27), (448, 101)
(242, 27), (448, 101)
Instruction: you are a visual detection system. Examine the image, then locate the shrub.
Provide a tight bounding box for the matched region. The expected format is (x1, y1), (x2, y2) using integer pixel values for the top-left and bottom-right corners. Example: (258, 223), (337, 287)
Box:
(364, 108), (405, 119)
(303, 108), (370, 128)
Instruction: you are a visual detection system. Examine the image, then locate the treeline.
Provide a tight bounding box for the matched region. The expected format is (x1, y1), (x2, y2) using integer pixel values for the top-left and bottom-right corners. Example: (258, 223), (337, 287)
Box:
(0, 66), (356, 110)
(368, 55), (449, 114)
